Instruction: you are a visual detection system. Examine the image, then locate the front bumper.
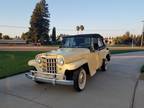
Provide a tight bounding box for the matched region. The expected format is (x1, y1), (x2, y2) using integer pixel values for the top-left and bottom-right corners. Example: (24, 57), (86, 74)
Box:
(25, 70), (74, 85)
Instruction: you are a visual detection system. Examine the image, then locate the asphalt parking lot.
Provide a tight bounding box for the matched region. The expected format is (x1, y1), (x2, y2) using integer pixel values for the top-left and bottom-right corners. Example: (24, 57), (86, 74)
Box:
(0, 52), (144, 108)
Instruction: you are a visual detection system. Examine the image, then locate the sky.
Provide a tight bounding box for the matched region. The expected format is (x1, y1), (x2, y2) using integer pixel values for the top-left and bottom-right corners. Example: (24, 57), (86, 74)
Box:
(0, 0), (144, 37)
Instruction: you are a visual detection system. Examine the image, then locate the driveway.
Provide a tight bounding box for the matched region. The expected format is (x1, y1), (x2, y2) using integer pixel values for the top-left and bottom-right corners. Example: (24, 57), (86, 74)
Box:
(0, 52), (144, 108)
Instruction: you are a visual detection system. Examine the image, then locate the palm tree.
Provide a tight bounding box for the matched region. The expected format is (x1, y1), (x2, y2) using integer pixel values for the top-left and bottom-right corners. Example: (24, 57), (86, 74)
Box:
(80, 25), (84, 31)
(76, 26), (80, 34)
(76, 25), (85, 34)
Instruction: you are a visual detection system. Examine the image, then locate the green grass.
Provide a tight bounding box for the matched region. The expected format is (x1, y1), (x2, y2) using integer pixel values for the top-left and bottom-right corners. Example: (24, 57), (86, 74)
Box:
(110, 49), (144, 54)
(0, 49), (144, 79)
(109, 47), (144, 54)
(0, 51), (43, 79)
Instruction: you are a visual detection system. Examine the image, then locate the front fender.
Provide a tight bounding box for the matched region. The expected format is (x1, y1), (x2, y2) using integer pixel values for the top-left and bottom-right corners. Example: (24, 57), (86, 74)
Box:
(28, 59), (37, 66)
(64, 59), (87, 71)
(28, 59), (41, 71)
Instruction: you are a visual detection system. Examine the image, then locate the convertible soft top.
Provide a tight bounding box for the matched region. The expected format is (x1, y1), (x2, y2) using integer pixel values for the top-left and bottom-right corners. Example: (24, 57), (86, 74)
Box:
(63, 34), (104, 39)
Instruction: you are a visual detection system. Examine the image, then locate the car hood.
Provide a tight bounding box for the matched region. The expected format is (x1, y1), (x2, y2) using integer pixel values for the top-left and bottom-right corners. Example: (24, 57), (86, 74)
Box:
(45, 48), (90, 63)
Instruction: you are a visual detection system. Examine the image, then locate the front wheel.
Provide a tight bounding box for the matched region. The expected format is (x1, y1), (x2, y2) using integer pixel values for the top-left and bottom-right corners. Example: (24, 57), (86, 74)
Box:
(35, 80), (44, 84)
(73, 68), (87, 91)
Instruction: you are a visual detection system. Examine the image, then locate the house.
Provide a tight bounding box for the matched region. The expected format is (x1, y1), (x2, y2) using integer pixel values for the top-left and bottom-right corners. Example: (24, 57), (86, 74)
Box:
(104, 37), (115, 45)
(0, 39), (27, 45)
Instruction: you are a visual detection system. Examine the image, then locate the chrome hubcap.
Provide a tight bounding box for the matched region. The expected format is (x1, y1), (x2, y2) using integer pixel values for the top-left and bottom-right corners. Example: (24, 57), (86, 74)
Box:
(79, 72), (84, 84)
(105, 61), (108, 70)
(78, 69), (86, 89)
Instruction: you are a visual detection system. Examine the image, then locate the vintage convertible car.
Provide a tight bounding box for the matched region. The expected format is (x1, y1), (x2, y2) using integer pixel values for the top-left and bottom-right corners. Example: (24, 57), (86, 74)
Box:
(25, 34), (111, 91)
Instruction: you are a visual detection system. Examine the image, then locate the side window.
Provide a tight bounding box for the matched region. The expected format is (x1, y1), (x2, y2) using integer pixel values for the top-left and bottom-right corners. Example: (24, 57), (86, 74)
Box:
(98, 38), (105, 48)
(93, 38), (99, 50)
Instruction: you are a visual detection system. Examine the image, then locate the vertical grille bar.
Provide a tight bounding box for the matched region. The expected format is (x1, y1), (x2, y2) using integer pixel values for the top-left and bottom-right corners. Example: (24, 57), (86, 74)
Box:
(42, 58), (57, 73)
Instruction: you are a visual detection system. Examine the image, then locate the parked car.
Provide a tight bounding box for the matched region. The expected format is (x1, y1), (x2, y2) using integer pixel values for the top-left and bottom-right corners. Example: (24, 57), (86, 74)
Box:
(25, 34), (111, 91)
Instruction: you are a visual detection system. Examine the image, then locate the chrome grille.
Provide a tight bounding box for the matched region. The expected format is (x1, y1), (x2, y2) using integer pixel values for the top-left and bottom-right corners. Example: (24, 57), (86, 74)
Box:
(42, 58), (57, 73)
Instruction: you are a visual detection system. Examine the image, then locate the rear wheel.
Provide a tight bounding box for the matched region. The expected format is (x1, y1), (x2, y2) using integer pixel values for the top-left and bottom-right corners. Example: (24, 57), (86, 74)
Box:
(73, 68), (87, 91)
(101, 59), (108, 71)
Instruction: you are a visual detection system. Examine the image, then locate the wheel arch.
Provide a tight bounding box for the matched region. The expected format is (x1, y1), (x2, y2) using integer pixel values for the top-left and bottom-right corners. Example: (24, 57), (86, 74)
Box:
(64, 63), (90, 80)
(106, 54), (111, 61)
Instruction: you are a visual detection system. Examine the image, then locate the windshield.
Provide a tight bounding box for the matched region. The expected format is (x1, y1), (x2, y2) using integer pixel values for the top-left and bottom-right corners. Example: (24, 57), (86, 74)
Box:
(62, 36), (91, 48)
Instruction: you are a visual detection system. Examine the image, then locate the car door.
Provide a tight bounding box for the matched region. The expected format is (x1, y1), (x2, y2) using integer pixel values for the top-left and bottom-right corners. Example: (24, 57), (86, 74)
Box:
(97, 37), (107, 67)
(88, 37), (100, 76)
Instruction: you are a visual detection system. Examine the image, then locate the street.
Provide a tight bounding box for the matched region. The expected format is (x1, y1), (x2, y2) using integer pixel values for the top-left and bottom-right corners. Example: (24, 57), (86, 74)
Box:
(0, 52), (144, 108)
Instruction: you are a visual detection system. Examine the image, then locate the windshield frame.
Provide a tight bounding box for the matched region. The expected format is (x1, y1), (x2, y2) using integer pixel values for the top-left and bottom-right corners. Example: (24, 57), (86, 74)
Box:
(61, 36), (92, 48)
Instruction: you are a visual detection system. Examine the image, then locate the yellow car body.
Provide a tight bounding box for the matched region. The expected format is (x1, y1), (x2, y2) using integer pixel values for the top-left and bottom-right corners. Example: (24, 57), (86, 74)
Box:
(25, 34), (110, 91)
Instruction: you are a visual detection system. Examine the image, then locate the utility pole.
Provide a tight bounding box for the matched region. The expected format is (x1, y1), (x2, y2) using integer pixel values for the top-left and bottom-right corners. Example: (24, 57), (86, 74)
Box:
(141, 21), (144, 47)
(132, 35), (134, 48)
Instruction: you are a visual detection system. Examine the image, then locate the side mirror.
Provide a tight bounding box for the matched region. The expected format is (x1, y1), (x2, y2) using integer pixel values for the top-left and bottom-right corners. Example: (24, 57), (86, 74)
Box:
(94, 43), (99, 50)
(89, 46), (95, 52)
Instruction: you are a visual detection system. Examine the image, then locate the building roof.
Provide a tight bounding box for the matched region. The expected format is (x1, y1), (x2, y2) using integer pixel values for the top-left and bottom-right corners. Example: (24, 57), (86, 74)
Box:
(0, 39), (26, 44)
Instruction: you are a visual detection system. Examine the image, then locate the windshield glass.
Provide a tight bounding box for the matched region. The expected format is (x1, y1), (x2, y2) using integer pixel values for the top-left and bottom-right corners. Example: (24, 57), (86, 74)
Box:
(62, 36), (91, 48)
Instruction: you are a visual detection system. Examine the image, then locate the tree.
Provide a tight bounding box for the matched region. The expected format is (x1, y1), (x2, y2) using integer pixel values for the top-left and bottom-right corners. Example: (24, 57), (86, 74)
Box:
(0, 33), (2, 39)
(21, 32), (30, 40)
(29, 0), (50, 44)
(135, 35), (142, 46)
(125, 31), (130, 37)
(76, 25), (85, 34)
(114, 36), (123, 44)
(80, 25), (84, 31)
(3, 35), (10, 40)
(51, 27), (56, 42)
(122, 31), (132, 44)
(76, 26), (80, 32)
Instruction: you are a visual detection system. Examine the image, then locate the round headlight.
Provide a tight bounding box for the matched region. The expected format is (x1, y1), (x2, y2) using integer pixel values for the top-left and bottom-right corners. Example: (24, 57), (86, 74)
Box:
(36, 59), (41, 63)
(57, 58), (64, 65)
(35, 55), (41, 63)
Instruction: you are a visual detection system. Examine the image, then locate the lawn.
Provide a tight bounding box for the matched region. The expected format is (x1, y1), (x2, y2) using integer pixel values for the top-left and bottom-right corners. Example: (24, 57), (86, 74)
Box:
(110, 49), (144, 54)
(0, 51), (43, 79)
(109, 47), (144, 54)
(0, 48), (144, 79)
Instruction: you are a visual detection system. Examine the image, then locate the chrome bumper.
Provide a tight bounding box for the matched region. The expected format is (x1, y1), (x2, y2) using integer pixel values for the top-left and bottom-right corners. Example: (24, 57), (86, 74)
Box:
(25, 70), (74, 85)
